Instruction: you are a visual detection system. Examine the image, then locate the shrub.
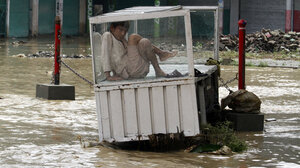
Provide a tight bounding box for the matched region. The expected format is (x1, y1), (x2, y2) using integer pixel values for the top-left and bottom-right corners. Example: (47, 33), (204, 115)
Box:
(202, 121), (247, 152)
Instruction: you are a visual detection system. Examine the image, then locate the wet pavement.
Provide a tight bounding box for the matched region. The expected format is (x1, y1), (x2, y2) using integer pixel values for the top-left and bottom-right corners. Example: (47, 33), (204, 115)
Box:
(0, 36), (299, 167)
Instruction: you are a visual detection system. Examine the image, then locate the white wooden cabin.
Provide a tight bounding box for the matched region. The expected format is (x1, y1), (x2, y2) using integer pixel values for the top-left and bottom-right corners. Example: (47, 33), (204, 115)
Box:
(89, 6), (220, 142)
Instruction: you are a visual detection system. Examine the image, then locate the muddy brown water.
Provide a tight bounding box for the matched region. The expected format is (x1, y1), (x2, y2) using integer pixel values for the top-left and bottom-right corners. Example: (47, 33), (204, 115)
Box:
(0, 36), (299, 167)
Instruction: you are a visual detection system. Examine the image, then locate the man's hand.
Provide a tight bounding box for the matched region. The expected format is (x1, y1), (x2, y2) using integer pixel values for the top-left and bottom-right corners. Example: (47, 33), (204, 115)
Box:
(105, 71), (123, 81)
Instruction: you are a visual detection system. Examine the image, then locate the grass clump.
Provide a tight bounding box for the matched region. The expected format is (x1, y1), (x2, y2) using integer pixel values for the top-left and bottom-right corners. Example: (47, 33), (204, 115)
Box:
(258, 62), (268, 67)
(202, 121), (247, 152)
(220, 51), (300, 61)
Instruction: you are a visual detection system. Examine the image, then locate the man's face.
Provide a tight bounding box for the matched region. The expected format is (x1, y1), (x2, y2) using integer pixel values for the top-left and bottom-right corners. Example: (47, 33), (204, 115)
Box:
(110, 25), (127, 41)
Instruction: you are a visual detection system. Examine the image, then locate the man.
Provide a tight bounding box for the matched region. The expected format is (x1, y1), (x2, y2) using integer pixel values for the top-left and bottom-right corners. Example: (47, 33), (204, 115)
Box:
(100, 21), (177, 81)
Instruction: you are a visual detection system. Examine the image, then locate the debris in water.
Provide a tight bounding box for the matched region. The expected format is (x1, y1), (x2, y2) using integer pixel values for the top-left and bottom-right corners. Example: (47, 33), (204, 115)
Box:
(9, 51), (92, 59)
(81, 140), (102, 148)
(11, 40), (26, 46)
(189, 144), (222, 153)
(209, 145), (232, 155)
(265, 118), (276, 122)
(77, 135), (102, 148)
(12, 54), (26, 57)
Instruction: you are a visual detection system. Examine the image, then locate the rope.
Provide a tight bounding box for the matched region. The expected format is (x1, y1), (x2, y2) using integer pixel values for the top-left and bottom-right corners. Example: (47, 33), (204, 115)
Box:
(60, 60), (94, 86)
(218, 73), (238, 93)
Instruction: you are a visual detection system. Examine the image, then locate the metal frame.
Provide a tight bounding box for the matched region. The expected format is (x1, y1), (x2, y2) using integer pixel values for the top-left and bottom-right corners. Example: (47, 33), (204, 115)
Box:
(183, 6), (219, 60)
(89, 6), (220, 85)
(89, 7), (194, 85)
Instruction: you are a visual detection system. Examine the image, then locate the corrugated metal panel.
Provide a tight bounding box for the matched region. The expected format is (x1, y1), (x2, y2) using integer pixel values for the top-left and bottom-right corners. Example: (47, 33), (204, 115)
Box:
(63, 0), (79, 35)
(240, 0), (285, 33)
(294, 1), (300, 32)
(9, 0), (30, 37)
(95, 82), (199, 142)
(0, 0), (6, 36)
(223, 9), (230, 35)
(38, 0), (55, 34)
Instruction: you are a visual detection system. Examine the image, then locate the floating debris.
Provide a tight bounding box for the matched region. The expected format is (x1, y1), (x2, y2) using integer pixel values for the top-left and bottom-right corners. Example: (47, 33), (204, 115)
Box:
(265, 118), (277, 122)
(12, 54), (26, 58)
(11, 40), (26, 46)
(188, 144), (222, 153)
(77, 135), (102, 148)
(209, 145), (232, 155)
(16, 51), (92, 58)
(80, 140), (102, 148)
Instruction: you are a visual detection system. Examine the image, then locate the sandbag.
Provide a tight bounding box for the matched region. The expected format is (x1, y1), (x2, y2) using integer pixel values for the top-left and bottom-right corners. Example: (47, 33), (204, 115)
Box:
(221, 89), (261, 113)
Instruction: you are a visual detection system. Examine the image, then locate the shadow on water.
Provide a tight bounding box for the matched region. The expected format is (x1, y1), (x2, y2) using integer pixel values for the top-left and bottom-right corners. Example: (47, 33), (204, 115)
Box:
(0, 36), (299, 167)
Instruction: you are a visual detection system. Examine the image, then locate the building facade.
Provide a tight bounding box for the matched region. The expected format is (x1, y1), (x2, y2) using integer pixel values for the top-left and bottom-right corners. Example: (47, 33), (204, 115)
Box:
(0, 0), (299, 37)
(2, 0), (86, 37)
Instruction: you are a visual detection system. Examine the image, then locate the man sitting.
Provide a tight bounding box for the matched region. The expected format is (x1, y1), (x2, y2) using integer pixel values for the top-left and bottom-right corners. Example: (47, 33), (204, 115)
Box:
(100, 21), (177, 81)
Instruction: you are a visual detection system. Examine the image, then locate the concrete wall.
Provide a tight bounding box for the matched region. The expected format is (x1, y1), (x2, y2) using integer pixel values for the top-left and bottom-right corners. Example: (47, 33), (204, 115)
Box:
(240, 0), (286, 33)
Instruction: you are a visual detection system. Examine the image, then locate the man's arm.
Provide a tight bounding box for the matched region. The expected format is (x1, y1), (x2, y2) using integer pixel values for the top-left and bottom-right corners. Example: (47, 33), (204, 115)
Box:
(101, 32), (113, 76)
(101, 32), (124, 81)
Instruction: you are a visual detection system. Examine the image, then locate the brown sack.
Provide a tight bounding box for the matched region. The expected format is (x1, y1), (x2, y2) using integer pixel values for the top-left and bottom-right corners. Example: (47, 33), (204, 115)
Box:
(221, 89), (261, 114)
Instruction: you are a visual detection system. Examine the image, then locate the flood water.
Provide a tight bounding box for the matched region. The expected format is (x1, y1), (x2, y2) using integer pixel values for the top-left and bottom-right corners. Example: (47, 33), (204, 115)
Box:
(0, 36), (299, 167)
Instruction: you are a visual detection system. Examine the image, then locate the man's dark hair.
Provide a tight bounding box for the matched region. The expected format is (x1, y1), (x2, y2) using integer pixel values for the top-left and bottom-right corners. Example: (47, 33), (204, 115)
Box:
(110, 21), (130, 30)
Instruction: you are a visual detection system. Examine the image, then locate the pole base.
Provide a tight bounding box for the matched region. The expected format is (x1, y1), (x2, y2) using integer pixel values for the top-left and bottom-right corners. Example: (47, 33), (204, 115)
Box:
(36, 84), (75, 100)
(226, 112), (264, 131)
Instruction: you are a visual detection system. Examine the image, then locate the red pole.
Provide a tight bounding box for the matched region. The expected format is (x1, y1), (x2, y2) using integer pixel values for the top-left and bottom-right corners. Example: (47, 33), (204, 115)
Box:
(238, 19), (247, 90)
(54, 16), (61, 85)
(285, 0), (293, 32)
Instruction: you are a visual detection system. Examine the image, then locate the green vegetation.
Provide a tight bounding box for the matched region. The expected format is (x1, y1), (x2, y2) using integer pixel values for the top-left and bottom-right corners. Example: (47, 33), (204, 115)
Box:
(258, 62), (268, 67)
(190, 144), (221, 153)
(201, 121), (247, 153)
(195, 41), (203, 50)
(245, 62), (255, 66)
(231, 60), (238, 66)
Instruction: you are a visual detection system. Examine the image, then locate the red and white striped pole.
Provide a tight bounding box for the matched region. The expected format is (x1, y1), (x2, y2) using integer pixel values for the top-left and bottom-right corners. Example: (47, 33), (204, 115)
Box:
(238, 19), (247, 90)
(285, 0), (293, 32)
(54, 16), (61, 85)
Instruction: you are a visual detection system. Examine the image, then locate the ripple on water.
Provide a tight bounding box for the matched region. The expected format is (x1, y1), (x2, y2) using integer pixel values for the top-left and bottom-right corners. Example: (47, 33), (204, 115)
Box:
(0, 94), (98, 128)
(0, 143), (98, 167)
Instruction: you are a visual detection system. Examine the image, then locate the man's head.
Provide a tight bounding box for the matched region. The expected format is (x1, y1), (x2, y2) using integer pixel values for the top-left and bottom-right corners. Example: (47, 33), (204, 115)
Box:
(110, 21), (130, 41)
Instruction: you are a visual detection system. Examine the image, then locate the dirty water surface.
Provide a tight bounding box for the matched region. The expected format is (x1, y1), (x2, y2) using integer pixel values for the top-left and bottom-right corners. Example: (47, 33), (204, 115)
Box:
(0, 36), (299, 167)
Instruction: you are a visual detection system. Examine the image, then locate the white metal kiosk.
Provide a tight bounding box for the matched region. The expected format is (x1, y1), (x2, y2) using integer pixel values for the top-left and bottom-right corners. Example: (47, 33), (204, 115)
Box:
(89, 6), (220, 142)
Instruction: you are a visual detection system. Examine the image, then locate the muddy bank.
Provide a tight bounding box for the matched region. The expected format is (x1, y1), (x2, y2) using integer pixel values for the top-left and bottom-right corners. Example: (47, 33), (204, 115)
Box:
(221, 58), (299, 69)
(12, 51), (92, 59)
